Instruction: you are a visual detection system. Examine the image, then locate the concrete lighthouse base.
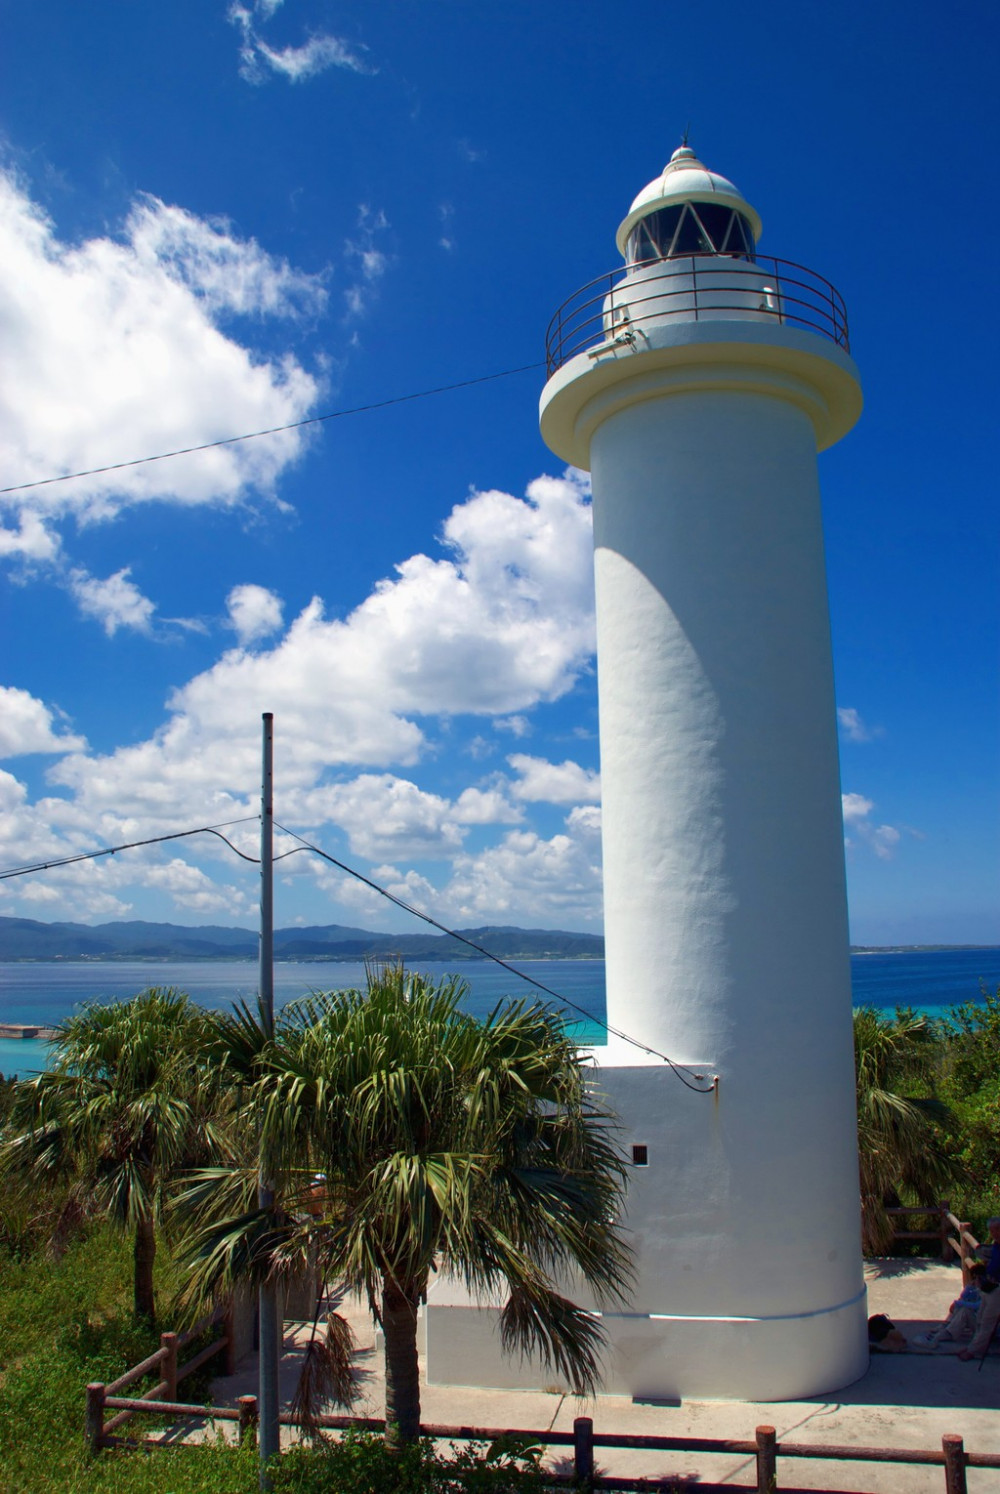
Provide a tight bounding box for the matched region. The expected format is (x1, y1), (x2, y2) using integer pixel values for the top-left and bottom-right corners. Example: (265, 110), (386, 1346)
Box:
(424, 1059), (869, 1402)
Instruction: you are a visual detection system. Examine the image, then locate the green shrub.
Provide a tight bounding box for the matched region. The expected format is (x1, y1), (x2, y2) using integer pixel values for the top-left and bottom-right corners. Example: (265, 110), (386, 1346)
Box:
(272, 1429), (551, 1493)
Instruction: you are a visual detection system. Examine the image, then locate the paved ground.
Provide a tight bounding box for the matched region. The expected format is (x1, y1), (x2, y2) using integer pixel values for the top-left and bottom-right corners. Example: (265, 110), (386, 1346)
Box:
(198, 1259), (1000, 1492)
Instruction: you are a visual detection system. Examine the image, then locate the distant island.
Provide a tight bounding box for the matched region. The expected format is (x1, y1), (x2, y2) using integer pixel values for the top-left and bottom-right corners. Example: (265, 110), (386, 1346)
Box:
(1, 916), (996, 965)
(0, 916), (605, 963)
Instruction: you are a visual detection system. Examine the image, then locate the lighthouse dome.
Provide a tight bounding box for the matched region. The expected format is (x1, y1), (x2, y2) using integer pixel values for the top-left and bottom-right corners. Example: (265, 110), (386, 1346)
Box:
(616, 146), (763, 265)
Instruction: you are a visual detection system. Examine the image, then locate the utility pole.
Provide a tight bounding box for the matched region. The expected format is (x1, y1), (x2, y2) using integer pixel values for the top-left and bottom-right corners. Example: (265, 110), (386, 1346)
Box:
(258, 711), (279, 1485)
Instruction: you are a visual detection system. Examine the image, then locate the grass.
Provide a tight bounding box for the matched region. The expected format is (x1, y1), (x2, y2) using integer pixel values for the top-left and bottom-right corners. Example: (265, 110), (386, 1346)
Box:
(0, 1224), (552, 1492)
(0, 1222), (259, 1493)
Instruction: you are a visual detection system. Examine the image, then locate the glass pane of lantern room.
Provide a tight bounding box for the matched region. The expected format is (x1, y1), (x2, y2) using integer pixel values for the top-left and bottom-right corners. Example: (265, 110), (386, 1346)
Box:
(692, 202), (736, 252)
(672, 204), (713, 255)
(724, 215), (755, 258)
(627, 222), (658, 265)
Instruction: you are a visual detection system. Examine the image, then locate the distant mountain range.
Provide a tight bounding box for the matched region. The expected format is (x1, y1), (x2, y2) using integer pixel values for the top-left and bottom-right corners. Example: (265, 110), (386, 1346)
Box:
(0, 916), (605, 963)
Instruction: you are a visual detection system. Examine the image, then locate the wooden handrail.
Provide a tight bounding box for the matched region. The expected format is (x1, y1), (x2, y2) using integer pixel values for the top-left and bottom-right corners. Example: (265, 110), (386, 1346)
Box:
(945, 1211), (981, 1282)
(177, 1334), (229, 1381)
(105, 1345), (168, 1395)
(87, 1396), (1000, 1493)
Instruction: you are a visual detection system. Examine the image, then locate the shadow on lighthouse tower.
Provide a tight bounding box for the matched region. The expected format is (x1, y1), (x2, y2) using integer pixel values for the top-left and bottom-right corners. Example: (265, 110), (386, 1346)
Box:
(425, 147), (868, 1402)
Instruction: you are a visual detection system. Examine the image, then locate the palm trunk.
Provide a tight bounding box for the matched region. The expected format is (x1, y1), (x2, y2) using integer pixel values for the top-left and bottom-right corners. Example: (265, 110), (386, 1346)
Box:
(381, 1277), (421, 1446)
(134, 1215), (157, 1325)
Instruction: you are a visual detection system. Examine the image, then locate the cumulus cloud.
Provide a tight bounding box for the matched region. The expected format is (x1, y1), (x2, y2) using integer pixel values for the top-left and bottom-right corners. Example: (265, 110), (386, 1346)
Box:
(141, 857), (252, 915)
(0, 171), (323, 558)
(4, 471), (597, 921)
(43, 470), (595, 814)
(226, 583), (284, 645)
(508, 753), (601, 805)
(293, 775), (465, 862)
(0, 687), (86, 757)
(445, 819), (603, 926)
(452, 787), (523, 824)
(68, 567), (156, 636)
(566, 804), (602, 837)
(229, 2), (371, 84)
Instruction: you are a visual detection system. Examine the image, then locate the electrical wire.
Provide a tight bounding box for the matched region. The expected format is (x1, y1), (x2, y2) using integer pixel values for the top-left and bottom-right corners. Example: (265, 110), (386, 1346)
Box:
(273, 820), (716, 1092)
(0, 362), (545, 496)
(0, 809), (715, 1092)
(0, 816), (261, 881)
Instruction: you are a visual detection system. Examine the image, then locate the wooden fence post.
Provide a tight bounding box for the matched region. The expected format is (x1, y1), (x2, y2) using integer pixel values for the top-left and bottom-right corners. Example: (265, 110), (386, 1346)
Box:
(238, 1394), (259, 1445)
(755, 1424), (777, 1493)
(573, 1416), (594, 1488)
(959, 1229), (973, 1285)
(940, 1201), (952, 1260)
(943, 1434), (967, 1494)
(85, 1382), (106, 1456)
(160, 1332), (179, 1401)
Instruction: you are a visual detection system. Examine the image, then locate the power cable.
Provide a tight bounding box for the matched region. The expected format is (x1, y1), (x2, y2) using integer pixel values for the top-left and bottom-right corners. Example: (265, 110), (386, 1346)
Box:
(0, 816), (261, 881)
(0, 362), (545, 496)
(274, 820), (716, 1092)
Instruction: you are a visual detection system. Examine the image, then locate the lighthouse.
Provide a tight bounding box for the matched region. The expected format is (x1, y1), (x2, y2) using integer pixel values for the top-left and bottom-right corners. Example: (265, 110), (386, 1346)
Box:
(425, 147), (867, 1401)
(538, 146), (867, 1398)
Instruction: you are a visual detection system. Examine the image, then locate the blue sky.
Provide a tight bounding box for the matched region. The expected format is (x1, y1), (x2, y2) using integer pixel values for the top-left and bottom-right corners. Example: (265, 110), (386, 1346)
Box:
(0, 0), (996, 945)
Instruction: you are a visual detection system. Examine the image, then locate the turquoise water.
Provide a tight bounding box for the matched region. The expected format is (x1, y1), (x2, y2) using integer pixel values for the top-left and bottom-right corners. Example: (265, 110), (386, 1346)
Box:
(2, 947), (999, 1078)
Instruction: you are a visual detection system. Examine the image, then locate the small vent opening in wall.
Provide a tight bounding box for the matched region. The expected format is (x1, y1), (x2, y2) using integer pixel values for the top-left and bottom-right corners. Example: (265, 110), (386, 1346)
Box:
(631, 1144), (648, 1166)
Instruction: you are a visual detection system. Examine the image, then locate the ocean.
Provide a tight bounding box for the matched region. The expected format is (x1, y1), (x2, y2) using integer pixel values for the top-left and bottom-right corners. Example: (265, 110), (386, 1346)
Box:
(2, 946), (999, 1078)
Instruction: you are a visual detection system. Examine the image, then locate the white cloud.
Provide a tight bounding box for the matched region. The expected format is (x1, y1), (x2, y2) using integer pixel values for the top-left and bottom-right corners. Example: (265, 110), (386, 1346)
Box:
(841, 792), (874, 824)
(326, 862), (444, 926)
(0, 687), (85, 757)
(344, 206), (389, 320)
(5, 471), (597, 921)
(445, 823), (603, 926)
(508, 753), (601, 805)
(493, 715), (531, 738)
(126, 197), (326, 318)
(452, 787), (523, 825)
(842, 791), (906, 860)
(292, 774), (465, 861)
(229, 2), (371, 84)
(42, 471), (594, 815)
(226, 583), (284, 645)
(141, 858), (252, 915)
(566, 804), (602, 837)
(0, 509), (60, 562)
(871, 824), (901, 859)
(838, 707), (881, 743)
(0, 171), (323, 558)
(68, 567), (156, 635)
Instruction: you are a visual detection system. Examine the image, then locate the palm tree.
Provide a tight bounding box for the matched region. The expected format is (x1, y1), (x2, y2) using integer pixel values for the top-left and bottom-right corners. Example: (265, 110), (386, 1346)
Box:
(177, 965), (633, 1445)
(853, 1006), (957, 1254)
(0, 988), (233, 1324)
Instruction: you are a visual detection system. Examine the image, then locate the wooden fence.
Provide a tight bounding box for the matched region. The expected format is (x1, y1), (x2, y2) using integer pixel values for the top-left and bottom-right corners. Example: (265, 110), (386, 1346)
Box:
(885, 1202), (985, 1282)
(85, 1395), (1000, 1493)
(85, 1303), (234, 1451)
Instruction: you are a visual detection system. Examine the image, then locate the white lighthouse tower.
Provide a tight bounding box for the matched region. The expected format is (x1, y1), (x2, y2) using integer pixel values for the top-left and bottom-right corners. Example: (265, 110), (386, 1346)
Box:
(537, 147), (867, 1398)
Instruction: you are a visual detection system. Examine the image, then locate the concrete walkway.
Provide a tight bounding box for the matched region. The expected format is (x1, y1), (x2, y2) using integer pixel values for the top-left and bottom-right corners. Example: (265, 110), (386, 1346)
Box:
(201, 1259), (1000, 1492)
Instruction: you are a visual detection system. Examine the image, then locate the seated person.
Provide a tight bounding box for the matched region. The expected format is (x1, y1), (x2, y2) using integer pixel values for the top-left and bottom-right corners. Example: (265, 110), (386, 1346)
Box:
(914, 1264), (986, 1348)
(959, 1216), (1000, 1362)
